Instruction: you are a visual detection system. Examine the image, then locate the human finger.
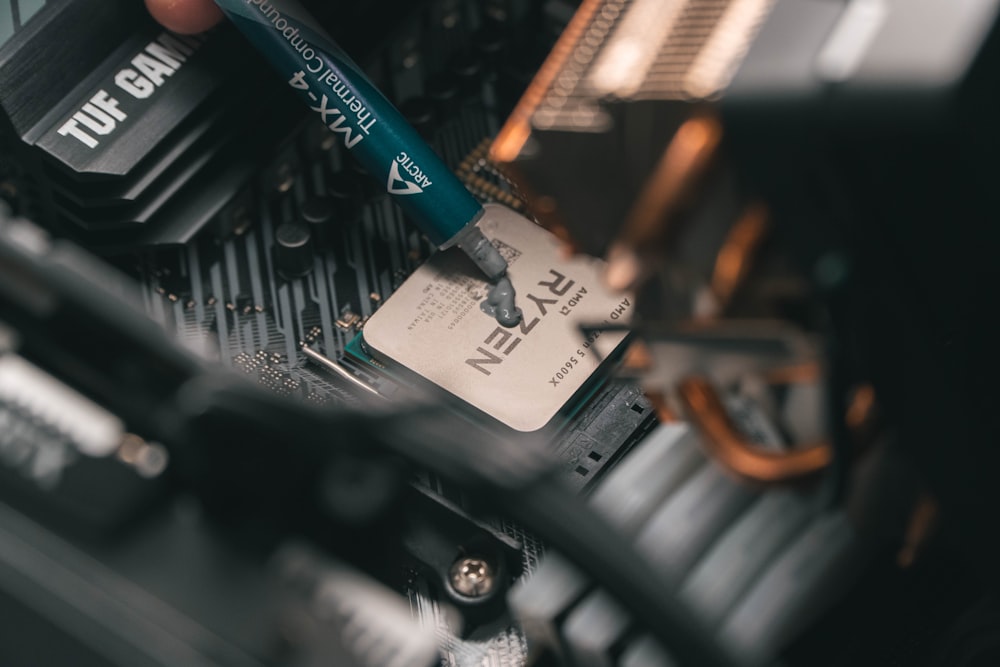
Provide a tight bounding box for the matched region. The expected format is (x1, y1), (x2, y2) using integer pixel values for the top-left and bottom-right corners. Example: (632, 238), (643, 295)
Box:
(145, 0), (224, 34)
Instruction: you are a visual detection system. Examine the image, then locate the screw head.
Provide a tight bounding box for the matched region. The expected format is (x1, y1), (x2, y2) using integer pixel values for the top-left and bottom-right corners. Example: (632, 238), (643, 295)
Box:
(449, 556), (495, 598)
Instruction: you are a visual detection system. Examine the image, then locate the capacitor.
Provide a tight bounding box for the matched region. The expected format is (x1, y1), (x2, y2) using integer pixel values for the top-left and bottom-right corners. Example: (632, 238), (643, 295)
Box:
(347, 159), (383, 200)
(400, 97), (436, 141)
(474, 22), (507, 70)
(427, 73), (461, 115)
(326, 172), (363, 223)
(450, 50), (483, 95)
(300, 196), (335, 245)
(275, 222), (314, 278)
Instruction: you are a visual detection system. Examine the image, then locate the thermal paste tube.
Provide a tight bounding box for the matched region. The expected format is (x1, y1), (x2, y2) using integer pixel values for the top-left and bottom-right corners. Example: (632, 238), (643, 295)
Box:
(213, 0), (507, 280)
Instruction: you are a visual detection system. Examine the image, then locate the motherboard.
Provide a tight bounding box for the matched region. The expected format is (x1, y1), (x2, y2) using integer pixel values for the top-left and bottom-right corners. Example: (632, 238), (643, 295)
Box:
(5, 1), (998, 666)
(0, 2), (663, 665)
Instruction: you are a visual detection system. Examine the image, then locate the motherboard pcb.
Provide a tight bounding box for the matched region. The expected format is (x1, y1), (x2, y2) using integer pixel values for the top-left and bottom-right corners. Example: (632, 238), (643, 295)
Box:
(115, 3), (656, 665)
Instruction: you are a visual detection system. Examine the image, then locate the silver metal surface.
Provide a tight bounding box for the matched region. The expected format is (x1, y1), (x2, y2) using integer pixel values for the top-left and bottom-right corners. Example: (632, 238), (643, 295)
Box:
(362, 204), (632, 431)
(448, 556), (496, 598)
(0, 353), (124, 457)
(301, 344), (382, 398)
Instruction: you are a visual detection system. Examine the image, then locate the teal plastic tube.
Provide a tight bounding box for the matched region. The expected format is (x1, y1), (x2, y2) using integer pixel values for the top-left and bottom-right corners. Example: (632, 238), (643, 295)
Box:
(214, 0), (508, 280)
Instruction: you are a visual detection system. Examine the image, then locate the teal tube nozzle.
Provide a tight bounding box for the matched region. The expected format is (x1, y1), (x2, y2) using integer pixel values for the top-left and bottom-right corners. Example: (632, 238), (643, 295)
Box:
(214, 0), (507, 280)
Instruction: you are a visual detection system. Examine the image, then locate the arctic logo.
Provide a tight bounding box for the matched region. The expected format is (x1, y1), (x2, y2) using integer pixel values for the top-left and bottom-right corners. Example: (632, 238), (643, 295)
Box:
(387, 161), (423, 195)
(387, 152), (432, 195)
